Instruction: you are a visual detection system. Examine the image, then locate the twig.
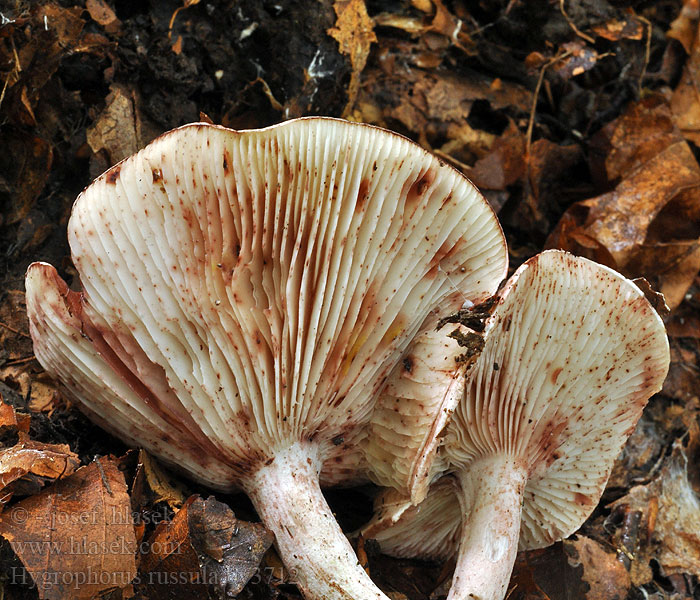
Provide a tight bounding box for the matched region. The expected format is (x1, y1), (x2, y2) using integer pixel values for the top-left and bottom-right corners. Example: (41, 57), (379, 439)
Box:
(0, 321), (30, 339)
(433, 148), (472, 173)
(638, 16), (652, 94)
(3, 356), (36, 366)
(526, 50), (572, 157)
(559, 0), (595, 44)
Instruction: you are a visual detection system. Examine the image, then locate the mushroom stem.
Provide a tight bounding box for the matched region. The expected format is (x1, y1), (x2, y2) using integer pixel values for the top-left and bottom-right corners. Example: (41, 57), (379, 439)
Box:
(245, 442), (389, 600)
(448, 454), (528, 600)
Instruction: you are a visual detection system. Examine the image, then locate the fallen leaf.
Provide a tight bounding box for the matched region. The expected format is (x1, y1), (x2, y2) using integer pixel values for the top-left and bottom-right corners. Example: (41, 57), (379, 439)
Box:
(591, 11), (644, 42)
(428, 0), (473, 53)
(668, 0), (699, 54)
(0, 290), (33, 364)
(0, 433), (79, 502)
(466, 121), (526, 191)
(87, 84), (160, 174)
(565, 537), (630, 600)
(671, 8), (700, 147)
(85, 0), (121, 33)
(0, 399), (30, 440)
(662, 345), (699, 402)
(509, 543), (588, 600)
(0, 457), (137, 599)
(2, 134), (53, 225)
(552, 41), (602, 80)
(609, 441), (700, 586)
(130, 449), (186, 512)
(547, 96), (700, 308)
(328, 0), (377, 116)
(138, 495), (273, 599)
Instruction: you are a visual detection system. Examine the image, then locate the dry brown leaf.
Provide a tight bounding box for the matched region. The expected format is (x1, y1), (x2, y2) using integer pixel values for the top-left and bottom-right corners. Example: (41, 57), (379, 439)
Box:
(668, 0), (699, 54)
(0, 457), (136, 599)
(85, 0), (121, 33)
(130, 449), (186, 511)
(566, 537), (630, 600)
(0, 433), (79, 502)
(547, 96), (700, 308)
(87, 83), (160, 172)
(466, 121), (526, 191)
(429, 0), (473, 53)
(373, 13), (425, 36)
(328, 0), (377, 116)
(138, 495), (273, 598)
(671, 8), (700, 146)
(591, 11), (643, 42)
(0, 399), (30, 440)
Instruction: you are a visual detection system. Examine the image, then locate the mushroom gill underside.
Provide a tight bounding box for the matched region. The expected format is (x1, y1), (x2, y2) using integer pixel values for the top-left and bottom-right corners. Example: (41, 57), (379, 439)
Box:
(26, 118), (508, 600)
(362, 250), (671, 600)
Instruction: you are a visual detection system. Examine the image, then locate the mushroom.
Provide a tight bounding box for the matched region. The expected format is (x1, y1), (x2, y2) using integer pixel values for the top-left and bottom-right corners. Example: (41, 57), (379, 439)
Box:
(363, 320), (482, 505)
(362, 477), (462, 561)
(25, 118), (508, 600)
(360, 250), (670, 600)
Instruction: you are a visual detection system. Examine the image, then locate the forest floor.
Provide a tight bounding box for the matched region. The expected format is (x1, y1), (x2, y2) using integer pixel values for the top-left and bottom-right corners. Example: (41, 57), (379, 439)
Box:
(0, 0), (699, 599)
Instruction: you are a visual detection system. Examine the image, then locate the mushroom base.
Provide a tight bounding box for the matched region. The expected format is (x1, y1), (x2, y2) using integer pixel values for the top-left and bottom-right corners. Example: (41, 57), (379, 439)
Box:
(244, 442), (388, 600)
(449, 454), (528, 600)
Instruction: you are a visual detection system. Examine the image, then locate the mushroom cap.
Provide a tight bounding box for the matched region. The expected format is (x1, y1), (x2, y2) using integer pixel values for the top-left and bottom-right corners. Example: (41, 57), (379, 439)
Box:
(361, 477), (462, 561)
(363, 322), (473, 503)
(445, 250), (670, 549)
(26, 263), (238, 490)
(26, 118), (507, 490)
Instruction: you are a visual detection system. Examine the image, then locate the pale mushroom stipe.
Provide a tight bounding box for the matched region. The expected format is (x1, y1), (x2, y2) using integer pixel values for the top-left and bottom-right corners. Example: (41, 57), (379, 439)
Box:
(361, 250), (671, 600)
(25, 118), (508, 600)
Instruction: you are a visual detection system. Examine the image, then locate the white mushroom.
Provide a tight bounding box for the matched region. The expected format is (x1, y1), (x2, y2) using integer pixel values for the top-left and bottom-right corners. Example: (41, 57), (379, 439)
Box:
(362, 477), (462, 561)
(25, 118), (507, 600)
(363, 321), (481, 505)
(361, 250), (670, 600)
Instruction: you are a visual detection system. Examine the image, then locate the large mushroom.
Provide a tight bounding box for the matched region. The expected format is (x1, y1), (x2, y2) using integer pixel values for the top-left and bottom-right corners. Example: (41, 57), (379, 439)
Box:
(25, 118), (508, 600)
(361, 250), (670, 600)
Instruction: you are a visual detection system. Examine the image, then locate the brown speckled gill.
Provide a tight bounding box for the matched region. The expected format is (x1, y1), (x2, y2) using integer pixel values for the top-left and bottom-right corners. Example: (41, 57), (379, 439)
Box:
(361, 250), (670, 600)
(25, 118), (508, 600)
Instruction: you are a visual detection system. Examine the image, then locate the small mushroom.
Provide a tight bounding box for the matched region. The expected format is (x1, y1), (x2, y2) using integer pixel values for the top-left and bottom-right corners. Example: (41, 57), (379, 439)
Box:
(26, 119), (507, 600)
(363, 321), (479, 505)
(361, 250), (670, 600)
(362, 477), (462, 561)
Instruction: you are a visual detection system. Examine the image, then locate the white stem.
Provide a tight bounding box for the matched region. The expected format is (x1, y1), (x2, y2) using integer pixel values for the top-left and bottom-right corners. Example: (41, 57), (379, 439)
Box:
(448, 454), (528, 600)
(244, 442), (390, 600)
